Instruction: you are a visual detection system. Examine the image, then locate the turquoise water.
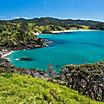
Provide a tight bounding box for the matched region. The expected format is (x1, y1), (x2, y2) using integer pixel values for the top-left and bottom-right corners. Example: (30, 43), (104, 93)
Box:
(7, 31), (104, 71)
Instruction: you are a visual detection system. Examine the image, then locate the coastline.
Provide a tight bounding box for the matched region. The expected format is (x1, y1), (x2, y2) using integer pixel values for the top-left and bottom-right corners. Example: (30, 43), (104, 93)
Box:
(0, 30), (104, 101)
(51, 29), (99, 34)
(1, 51), (13, 59)
(33, 29), (100, 35)
(32, 32), (41, 36)
(1, 29), (100, 59)
(1, 29), (99, 59)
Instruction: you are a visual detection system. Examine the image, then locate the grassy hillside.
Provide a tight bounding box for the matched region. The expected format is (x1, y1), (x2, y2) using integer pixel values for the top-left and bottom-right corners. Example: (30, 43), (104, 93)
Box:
(0, 73), (103, 104)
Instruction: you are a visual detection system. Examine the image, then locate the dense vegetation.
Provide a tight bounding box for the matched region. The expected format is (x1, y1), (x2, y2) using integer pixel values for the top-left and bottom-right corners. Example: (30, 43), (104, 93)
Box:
(0, 72), (103, 104)
(0, 22), (35, 48)
(0, 18), (88, 48)
(59, 62), (104, 101)
(0, 17), (104, 48)
(7, 17), (104, 30)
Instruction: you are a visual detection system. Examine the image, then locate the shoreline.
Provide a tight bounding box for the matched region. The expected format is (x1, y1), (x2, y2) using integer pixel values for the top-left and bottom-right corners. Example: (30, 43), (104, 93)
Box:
(51, 29), (99, 34)
(31, 29), (102, 36)
(32, 32), (41, 36)
(0, 29), (104, 101)
(1, 51), (13, 59)
(1, 29), (101, 59)
(33, 29), (100, 35)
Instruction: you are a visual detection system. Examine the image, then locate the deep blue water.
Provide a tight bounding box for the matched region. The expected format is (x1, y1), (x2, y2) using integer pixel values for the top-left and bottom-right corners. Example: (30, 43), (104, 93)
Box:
(6, 31), (104, 72)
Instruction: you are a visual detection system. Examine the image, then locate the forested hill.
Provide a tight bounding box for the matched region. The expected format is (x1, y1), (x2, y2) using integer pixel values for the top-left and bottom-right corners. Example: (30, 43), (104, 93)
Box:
(0, 17), (104, 48)
(1, 17), (104, 30)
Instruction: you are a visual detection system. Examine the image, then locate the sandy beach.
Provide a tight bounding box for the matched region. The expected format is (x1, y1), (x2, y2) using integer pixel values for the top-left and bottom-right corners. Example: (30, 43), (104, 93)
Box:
(32, 30), (99, 35)
(1, 51), (13, 58)
(32, 32), (41, 36)
(51, 29), (98, 34)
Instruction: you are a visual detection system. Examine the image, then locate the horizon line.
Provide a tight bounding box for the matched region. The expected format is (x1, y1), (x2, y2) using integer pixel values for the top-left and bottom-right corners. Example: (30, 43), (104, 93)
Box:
(0, 16), (104, 22)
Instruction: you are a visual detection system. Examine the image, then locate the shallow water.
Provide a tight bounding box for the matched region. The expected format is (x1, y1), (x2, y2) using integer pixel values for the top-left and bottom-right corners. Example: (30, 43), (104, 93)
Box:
(7, 31), (104, 72)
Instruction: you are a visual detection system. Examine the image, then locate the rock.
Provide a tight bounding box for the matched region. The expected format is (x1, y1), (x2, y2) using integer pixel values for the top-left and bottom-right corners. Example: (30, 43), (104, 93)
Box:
(19, 57), (33, 61)
(58, 62), (104, 101)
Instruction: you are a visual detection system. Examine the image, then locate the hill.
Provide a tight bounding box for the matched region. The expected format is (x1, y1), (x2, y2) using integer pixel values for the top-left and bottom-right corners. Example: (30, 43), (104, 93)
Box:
(0, 17), (104, 48)
(7, 17), (104, 30)
(0, 72), (103, 104)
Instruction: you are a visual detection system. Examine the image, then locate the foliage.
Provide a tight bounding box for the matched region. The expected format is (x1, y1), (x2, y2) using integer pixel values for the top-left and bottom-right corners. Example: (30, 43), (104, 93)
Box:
(0, 17), (103, 47)
(0, 72), (103, 104)
(0, 22), (35, 47)
(8, 17), (104, 30)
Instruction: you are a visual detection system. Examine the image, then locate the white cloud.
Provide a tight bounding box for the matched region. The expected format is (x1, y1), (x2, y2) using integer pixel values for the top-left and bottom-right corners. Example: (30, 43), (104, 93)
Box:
(13, 17), (20, 19)
(13, 16), (30, 19)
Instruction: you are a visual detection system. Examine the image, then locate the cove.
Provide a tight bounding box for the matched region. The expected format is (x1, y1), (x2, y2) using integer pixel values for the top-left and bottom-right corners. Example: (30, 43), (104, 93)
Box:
(6, 31), (104, 72)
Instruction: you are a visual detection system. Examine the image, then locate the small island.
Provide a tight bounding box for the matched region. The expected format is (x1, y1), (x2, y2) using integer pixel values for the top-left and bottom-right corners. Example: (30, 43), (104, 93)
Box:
(19, 57), (33, 61)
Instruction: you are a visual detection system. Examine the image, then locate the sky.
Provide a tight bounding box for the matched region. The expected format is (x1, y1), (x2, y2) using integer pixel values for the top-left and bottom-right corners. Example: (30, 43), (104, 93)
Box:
(0, 0), (104, 21)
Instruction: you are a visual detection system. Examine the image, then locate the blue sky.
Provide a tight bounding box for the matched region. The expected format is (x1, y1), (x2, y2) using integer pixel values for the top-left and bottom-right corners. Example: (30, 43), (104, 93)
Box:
(0, 0), (104, 21)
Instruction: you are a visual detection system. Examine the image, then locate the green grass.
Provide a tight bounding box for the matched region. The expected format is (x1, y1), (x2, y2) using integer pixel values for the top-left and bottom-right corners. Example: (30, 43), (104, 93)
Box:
(0, 73), (103, 104)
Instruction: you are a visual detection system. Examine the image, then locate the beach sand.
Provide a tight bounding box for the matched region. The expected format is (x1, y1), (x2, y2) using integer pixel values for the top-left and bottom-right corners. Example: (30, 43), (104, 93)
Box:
(1, 51), (13, 58)
(51, 29), (98, 34)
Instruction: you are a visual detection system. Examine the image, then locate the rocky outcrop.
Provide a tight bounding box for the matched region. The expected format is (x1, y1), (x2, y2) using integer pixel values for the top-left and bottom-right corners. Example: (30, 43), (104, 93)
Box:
(59, 62), (104, 101)
(19, 57), (33, 61)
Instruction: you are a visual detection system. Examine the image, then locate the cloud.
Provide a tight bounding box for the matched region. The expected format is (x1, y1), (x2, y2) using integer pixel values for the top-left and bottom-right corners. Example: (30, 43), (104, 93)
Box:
(13, 16), (30, 19)
(0, 16), (31, 20)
